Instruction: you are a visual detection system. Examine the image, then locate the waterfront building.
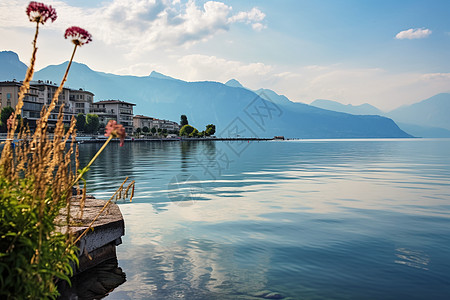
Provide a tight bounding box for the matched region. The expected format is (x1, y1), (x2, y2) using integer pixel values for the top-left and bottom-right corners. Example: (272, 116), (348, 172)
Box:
(0, 80), (41, 127)
(91, 100), (135, 134)
(133, 115), (154, 130)
(151, 118), (180, 132)
(0, 80), (95, 129)
(133, 114), (180, 132)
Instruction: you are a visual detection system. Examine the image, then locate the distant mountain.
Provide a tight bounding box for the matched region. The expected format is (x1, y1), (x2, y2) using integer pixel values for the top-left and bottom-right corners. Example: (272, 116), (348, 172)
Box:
(256, 88), (294, 106)
(225, 79), (245, 88)
(386, 93), (450, 131)
(0, 51), (27, 81)
(310, 97), (450, 137)
(311, 99), (384, 115)
(396, 122), (450, 138)
(149, 71), (177, 81)
(0, 51), (411, 138)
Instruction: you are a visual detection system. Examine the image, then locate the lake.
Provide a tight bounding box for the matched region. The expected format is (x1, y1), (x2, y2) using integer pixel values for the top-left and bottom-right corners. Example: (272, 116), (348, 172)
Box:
(78, 138), (450, 299)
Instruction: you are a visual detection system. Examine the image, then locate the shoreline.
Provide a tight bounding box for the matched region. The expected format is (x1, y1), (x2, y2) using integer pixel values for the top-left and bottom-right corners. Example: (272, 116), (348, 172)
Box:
(77, 137), (277, 143)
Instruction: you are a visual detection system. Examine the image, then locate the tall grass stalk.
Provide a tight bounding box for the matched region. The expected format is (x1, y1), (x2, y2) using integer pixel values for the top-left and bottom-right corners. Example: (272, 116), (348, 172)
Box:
(0, 2), (131, 298)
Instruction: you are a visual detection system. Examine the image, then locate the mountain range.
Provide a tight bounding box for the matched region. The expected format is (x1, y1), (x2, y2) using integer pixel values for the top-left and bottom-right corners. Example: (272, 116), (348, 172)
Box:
(311, 95), (450, 137)
(2, 50), (443, 138)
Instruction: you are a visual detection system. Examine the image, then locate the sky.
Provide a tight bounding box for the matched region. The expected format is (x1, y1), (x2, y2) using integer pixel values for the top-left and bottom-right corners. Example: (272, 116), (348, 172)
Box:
(1, 0), (450, 111)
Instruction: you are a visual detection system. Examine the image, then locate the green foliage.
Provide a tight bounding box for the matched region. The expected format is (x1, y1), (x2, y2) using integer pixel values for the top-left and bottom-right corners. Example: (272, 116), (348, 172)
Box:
(180, 115), (188, 126)
(0, 106), (15, 133)
(205, 124), (216, 136)
(142, 126), (149, 133)
(135, 127), (142, 134)
(75, 113), (86, 132)
(85, 114), (100, 134)
(0, 176), (78, 299)
(151, 127), (157, 134)
(180, 124), (196, 136)
(189, 128), (199, 137)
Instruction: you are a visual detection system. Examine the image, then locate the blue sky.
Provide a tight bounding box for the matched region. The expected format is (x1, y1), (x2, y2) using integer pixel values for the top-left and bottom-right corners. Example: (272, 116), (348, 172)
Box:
(1, 0), (450, 110)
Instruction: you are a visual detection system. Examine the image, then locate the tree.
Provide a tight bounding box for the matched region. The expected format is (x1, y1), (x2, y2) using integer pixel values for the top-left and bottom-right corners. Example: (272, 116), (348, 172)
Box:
(75, 113), (86, 132)
(180, 115), (188, 126)
(142, 126), (149, 134)
(0, 106), (15, 133)
(151, 127), (157, 135)
(180, 124), (196, 137)
(85, 114), (100, 134)
(205, 124), (216, 136)
(189, 128), (199, 137)
(136, 127), (142, 134)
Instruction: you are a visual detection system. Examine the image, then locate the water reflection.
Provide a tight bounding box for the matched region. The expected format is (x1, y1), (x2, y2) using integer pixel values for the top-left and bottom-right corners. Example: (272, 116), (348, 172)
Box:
(76, 139), (450, 299)
(58, 258), (126, 300)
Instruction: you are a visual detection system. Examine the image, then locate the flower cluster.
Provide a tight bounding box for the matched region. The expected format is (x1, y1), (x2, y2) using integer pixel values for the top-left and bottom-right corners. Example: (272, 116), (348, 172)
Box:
(26, 1), (57, 24)
(64, 26), (92, 46)
(105, 120), (126, 146)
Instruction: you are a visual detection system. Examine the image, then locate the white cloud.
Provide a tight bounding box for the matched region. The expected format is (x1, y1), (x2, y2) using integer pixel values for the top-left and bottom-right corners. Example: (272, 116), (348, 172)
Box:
(175, 54), (273, 82)
(0, 0), (266, 54)
(395, 28), (432, 40)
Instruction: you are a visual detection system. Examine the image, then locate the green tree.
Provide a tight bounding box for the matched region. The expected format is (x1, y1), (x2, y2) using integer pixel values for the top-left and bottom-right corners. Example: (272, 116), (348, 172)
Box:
(205, 124), (216, 136)
(151, 127), (157, 135)
(0, 106), (15, 133)
(76, 113), (86, 132)
(135, 127), (142, 134)
(180, 124), (197, 137)
(85, 114), (100, 134)
(142, 126), (149, 134)
(180, 115), (188, 126)
(189, 128), (199, 137)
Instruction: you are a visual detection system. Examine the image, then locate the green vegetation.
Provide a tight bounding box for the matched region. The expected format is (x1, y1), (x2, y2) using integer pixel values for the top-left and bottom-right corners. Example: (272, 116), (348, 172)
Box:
(85, 114), (99, 134)
(180, 123), (216, 138)
(180, 124), (195, 136)
(75, 113), (86, 132)
(0, 106), (15, 133)
(1, 3), (133, 298)
(180, 114), (188, 126)
(205, 124), (216, 136)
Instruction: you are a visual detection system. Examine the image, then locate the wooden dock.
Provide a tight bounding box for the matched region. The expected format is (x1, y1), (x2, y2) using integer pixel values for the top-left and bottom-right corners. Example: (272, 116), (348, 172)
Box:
(56, 195), (125, 274)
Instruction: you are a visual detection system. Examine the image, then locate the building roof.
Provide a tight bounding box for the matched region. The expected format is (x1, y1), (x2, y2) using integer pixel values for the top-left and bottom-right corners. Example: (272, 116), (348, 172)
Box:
(133, 115), (154, 120)
(94, 100), (136, 106)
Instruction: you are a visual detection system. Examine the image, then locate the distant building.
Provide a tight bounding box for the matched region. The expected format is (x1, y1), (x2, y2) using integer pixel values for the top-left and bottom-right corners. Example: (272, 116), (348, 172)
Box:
(1, 80), (95, 128)
(151, 118), (180, 132)
(133, 115), (180, 132)
(70, 88), (94, 115)
(0, 80), (41, 127)
(133, 115), (154, 130)
(91, 100), (135, 134)
(32, 80), (72, 125)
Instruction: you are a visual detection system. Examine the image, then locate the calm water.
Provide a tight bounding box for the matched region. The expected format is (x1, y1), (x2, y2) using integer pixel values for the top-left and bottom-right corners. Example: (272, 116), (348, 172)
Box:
(78, 139), (450, 300)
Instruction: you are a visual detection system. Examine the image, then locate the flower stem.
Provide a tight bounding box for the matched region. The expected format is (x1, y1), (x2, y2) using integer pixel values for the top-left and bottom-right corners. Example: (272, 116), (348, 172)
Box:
(41, 44), (78, 125)
(69, 135), (113, 192)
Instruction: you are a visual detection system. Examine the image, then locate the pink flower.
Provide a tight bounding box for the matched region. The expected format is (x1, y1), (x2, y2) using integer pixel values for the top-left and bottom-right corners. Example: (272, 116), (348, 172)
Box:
(104, 120), (126, 146)
(64, 26), (92, 46)
(26, 1), (57, 24)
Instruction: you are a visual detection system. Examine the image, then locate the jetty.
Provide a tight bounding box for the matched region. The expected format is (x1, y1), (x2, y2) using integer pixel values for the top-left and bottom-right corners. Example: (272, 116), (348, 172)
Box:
(56, 195), (126, 298)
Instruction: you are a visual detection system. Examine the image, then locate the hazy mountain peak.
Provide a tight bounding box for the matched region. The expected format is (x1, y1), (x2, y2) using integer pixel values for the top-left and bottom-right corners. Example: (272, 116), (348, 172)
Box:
(149, 71), (177, 81)
(311, 99), (383, 115)
(225, 79), (244, 88)
(0, 50), (27, 81)
(0, 50), (20, 61)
